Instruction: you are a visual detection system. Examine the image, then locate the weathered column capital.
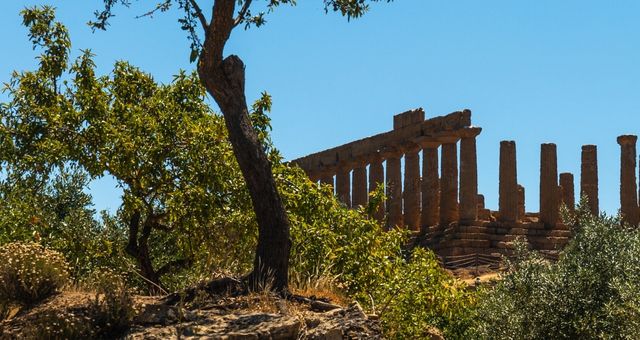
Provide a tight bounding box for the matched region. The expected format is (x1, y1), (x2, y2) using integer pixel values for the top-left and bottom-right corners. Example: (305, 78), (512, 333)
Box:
(378, 145), (404, 160)
(437, 136), (461, 145)
(459, 127), (483, 139)
(318, 166), (337, 178)
(617, 135), (638, 146)
(402, 142), (422, 154)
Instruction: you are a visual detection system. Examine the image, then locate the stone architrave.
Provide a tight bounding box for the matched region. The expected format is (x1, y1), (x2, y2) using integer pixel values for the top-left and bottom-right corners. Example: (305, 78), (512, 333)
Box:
(499, 141), (518, 223)
(403, 144), (421, 231)
(540, 143), (559, 227)
(336, 166), (352, 208)
(560, 172), (575, 212)
(386, 153), (403, 229)
(421, 145), (440, 229)
(460, 135), (479, 223)
(517, 185), (525, 221)
(368, 154), (385, 221)
(440, 141), (459, 225)
(580, 145), (599, 215)
(617, 135), (639, 226)
(351, 162), (368, 208)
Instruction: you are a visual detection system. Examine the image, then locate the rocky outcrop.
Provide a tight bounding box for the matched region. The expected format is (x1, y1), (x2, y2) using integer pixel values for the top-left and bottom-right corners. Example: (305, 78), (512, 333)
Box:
(1, 291), (382, 339)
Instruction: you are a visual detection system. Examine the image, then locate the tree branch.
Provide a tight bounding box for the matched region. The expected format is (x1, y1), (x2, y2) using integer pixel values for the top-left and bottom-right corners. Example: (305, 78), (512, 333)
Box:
(188, 0), (209, 30)
(233, 0), (253, 28)
(200, 0), (235, 69)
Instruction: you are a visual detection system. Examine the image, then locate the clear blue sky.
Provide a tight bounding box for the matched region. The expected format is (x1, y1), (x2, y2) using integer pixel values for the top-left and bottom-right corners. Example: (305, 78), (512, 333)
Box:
(1, 1), (639, 216)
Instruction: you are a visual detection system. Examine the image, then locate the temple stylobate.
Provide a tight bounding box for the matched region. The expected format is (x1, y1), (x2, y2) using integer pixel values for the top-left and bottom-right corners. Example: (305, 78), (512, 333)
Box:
(292, 107), (639, 259)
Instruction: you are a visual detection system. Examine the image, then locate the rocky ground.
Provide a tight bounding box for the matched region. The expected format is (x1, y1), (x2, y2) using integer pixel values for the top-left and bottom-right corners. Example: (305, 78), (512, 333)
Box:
(1, 287), (383, 339)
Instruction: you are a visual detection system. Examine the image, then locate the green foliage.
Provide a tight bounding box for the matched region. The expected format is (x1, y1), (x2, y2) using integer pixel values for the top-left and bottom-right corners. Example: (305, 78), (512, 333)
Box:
(84, 269), (135, 337)
(0, 242), (69, 304)
(90, 0), (393, 62)
(473, 202), (640, 339)
(2, 7), (253, 290)
(0, 167), (130, 281)
(276, 164), (475, 338)
(23, 310), (96, 339)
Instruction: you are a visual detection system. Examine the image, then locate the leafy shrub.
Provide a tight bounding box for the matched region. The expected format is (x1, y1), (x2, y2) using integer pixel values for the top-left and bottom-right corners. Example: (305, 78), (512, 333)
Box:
(278, 164), (475, 338)
(84, 268), (135, 337)
(0, 242), (69, 304)
(22, 311), (95, 339)
(473, 202), (640, 339)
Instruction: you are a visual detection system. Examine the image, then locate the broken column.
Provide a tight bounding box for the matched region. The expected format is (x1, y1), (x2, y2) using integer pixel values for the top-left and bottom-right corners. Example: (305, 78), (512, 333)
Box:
(499, 141), (518, 223)
(580, 145), (599, 215)
(336, 165), (352, 208)
(440, 140), (459, 225)
(386, 151), (403, 229)
(368, 153), (385, 221)
(617, 135), (638, 226)
(540, 143), (559, 227)
(517, 185), (525, 221)
(459, 130), (480, 223)
(421, 145), (440, 229)
(560, 172), (575, 212)
(351, 161), (368, 208)
(403, 144), (421, 231)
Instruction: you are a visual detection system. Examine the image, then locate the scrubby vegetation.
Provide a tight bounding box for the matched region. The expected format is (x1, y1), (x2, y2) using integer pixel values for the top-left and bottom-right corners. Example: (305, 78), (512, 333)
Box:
(2, 6), (639, 340)
(0, 242), (69, 304)
(472, 203), (640, 339)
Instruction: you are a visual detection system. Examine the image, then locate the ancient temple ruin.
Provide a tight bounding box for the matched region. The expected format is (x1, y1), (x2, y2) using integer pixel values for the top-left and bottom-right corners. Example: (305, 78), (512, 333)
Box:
(292, 108), (639, 260)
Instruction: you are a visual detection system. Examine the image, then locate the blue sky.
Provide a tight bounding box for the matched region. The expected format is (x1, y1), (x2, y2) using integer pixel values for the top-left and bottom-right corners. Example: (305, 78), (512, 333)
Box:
(1, 1), (639, 216)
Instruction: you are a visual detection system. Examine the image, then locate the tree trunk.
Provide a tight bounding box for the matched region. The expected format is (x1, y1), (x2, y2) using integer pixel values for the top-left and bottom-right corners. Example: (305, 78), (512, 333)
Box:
(198, 54), (291, 292)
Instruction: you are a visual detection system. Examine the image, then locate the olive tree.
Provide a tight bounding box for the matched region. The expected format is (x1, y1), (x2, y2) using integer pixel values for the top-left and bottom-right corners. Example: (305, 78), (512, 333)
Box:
(90, 0), (392, 292)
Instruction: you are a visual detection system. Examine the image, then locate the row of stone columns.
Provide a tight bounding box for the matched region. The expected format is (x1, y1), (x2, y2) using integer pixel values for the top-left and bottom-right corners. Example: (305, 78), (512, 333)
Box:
(315, 135), (479, 231)
(498, 141), (600, 227)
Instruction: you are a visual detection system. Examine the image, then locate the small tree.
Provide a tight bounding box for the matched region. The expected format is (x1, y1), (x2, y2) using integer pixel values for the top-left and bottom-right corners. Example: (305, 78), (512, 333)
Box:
(91, 0), (393, 292)
(1, 7), (254, 291)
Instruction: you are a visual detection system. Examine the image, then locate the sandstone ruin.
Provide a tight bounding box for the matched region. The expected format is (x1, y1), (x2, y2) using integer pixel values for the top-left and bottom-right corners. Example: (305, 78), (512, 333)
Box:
(292, 109), (639, 261)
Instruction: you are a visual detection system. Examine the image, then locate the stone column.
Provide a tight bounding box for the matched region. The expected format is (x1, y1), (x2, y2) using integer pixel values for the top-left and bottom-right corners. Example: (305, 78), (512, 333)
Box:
(517, 185), (525, 221)
(336, 165), (351, 208)
(617, 135), (638, 226)
(560, 172), (575, 212)
(580, 145), (599, 215)
(403, 144), (421, 231)
(499, 141), (518, 223)
(368, 153), (385, 221)
(540, 143), (559, 227)
(477, 194), (485, 210)
(351, 162), (368, 208)
(319, 172), (334, 191)
(440, 141), (459, 225)
(386, 152), (403, 229)
(460, 135), (479, 223)
(421, 145), (440, 229)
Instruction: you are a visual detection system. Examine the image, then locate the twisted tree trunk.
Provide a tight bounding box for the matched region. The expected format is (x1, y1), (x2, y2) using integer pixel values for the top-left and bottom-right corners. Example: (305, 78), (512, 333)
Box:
(197, 0), (291, 292)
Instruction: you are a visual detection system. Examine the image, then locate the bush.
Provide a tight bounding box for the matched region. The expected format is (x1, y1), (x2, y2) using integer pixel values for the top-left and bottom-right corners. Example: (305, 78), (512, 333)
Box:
(84, 269), (135, 337)
(278, 164), (475, 338)
(0, 242), (69, 304)
(473, 203), (640, 339)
